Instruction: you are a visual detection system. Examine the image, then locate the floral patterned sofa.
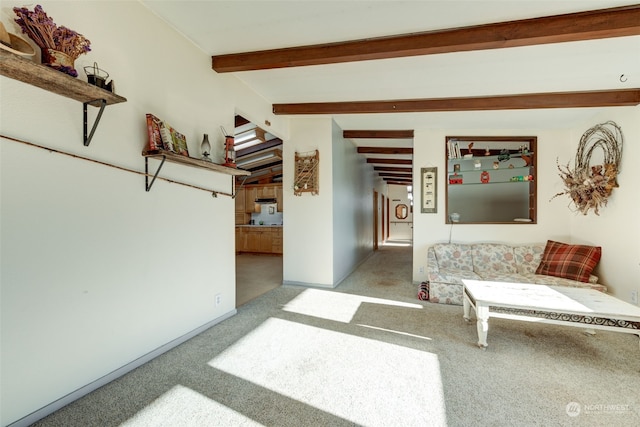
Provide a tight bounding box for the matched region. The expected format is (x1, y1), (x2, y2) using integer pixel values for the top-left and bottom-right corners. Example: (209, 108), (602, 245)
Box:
(422, 242), (606, 305)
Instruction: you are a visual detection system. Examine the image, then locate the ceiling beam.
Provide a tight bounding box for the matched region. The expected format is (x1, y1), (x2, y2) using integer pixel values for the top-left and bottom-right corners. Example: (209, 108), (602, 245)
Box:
(367, 158), (412, 165)
(374, 166), (413, 172)
(236, 138), (282, 157)
(379, 172), (412, 177)
(385, 179), (413, 185)
(274, 89), (640, 114)
(212, 5), (640, 72)
(358, 147), (413, 155)
(343, 130), (414, 139)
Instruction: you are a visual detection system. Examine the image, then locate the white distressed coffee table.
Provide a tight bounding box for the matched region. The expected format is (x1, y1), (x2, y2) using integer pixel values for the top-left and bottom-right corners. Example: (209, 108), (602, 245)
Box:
(462, 279), (640, 349)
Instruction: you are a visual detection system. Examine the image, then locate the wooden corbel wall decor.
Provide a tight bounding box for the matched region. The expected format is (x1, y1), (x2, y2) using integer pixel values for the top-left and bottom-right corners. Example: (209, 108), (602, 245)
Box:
(552, 121), (623, 215)
(293, 150), (319, 195)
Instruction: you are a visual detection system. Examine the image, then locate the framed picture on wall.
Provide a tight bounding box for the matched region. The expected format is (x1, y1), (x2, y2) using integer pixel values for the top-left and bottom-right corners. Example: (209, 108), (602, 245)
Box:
(421, 167), (437, 213)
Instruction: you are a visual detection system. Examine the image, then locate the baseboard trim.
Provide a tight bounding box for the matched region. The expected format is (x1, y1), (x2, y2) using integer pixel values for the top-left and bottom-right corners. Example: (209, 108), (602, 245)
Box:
(283, 250), (376, 290)
(7, 309), (237, 427)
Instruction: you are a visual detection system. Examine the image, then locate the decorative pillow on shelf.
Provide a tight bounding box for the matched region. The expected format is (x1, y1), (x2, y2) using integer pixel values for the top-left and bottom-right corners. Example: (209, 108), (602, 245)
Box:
(535, 240), (601, 283)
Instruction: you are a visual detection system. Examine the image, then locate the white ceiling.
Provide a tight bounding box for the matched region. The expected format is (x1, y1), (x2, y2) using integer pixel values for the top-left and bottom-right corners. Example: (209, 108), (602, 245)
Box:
(140, 0), (640, 131)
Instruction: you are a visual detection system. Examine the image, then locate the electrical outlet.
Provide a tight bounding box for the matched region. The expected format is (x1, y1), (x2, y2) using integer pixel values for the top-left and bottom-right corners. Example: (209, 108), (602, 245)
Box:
(419, 266), (424, 273)
(215, 294), (221, 306)
(631, 290), (638, 305)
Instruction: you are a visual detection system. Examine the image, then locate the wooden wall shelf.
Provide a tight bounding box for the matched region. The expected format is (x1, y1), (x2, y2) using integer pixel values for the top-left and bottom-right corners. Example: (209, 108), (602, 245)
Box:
(0, 50), (127, 146)
(0, 50), (126, 105)
(143, 149), (250, 193)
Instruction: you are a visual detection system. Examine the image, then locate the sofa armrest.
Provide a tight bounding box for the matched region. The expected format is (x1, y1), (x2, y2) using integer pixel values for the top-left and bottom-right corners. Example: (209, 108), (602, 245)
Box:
(427, 247), (439, 274)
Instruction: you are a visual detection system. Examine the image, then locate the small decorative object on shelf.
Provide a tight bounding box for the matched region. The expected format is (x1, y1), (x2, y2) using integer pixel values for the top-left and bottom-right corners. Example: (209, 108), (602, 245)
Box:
(474, 159), (481, 170)
(0, 22), (35, 57)
(448, 173), (463, 184)
(453, 163), (460, 172)
(493, 161), (499, 169)
(201, 134), (212, 162)
(13, 5), (91, 77)
(84, 62), (114, 92)
(144, 113), (188, 156)
(220, 126), (236, 168)
(498, 149), (511, 162)
(480, 171), (490, 183)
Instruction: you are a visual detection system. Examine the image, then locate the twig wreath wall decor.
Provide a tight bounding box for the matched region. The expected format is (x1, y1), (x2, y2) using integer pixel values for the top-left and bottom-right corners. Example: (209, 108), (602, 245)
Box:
(551, 121), (623, 215)
(293, 150), (319, 195)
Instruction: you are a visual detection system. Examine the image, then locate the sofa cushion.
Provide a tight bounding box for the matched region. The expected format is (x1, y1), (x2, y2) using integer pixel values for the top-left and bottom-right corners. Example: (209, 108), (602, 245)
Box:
(513, 244), (545, 275)
(433, 243), (474, 271)
(535, 240), (601, 283)
(471, 243), (517, 274)
(530, 274), (607, 293)
(478, 272), (530, 283)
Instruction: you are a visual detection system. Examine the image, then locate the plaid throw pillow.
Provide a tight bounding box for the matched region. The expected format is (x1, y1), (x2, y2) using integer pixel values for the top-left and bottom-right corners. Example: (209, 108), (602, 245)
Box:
(535, 240), (601, 283)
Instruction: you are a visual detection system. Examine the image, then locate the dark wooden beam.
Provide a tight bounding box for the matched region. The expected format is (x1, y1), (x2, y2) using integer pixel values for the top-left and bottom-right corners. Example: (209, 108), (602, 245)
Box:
(235, 115), (251, 128)
(385, 179), (413, 185)
(274, 89), (640, 114)
(358, 147), (413, 155)
(343, 130), (414, 139)
(367, 158), (412, 165)
(236, 138), (283, 157)
(212, 5), (640, 72)
(379, 172), (412, 177)
(374, 166), (413, 172)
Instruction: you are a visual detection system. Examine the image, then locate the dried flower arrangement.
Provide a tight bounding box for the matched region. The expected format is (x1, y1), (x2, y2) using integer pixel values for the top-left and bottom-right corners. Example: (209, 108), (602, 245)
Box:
(13, 4), (91, 76)
(552, 121), (623, 215)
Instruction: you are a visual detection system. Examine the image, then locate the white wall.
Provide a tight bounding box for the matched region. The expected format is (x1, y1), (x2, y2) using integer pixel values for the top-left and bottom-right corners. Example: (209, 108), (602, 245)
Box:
(332, 120), (375, 284)
(0, 1), (284, 425)
(388, 184), (413, 240)
(566, 107), (640, 302)
(282, 118), (375, 287)
(282, 118), (334, 286)
(411, 107), (640, 304)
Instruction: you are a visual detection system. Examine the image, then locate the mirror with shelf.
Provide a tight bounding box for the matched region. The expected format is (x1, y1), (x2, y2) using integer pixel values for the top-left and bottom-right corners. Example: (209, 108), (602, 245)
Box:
(445, 136), (537, 224)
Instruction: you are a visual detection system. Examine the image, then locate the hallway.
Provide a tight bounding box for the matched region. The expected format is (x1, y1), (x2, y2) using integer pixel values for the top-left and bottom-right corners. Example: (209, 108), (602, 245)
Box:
(236, 240), (413, 307)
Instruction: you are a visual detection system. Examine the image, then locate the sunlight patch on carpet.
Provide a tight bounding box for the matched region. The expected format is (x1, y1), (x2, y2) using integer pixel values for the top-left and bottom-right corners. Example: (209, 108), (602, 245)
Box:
(357, 324), (433, 340)
(208, 318), (446, 426)
(120, 385), (261, 426)
(282, 288), (423, 323)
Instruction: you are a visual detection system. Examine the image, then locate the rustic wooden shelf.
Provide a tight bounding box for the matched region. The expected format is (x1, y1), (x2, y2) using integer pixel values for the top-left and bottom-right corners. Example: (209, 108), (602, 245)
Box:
(0, 49), (126, 106)
(1, 50), (127, 146)
(142, 149), (250, 193)
(143, 149), (250, 176)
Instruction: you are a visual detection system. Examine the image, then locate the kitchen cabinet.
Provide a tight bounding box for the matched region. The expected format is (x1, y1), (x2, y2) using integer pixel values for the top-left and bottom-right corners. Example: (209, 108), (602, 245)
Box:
(242, 184), (283, 213)
(235, 226), (282, 254)
(275, 186), (283, 212)
(244, 187), (259, 213)
(235, 187), (245, 212)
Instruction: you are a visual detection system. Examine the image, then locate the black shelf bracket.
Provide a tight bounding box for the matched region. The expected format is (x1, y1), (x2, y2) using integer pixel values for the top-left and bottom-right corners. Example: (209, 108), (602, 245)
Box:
(145, 155), (166, 192)
(83, 99), (107, 146)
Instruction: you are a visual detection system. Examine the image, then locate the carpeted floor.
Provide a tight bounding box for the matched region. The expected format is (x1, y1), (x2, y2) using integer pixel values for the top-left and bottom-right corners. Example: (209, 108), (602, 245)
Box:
(31, 243), (640, 426)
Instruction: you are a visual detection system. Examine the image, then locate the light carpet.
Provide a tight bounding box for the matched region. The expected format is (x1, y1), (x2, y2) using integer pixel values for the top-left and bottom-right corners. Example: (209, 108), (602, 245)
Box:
(31, 244), (640, 426)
